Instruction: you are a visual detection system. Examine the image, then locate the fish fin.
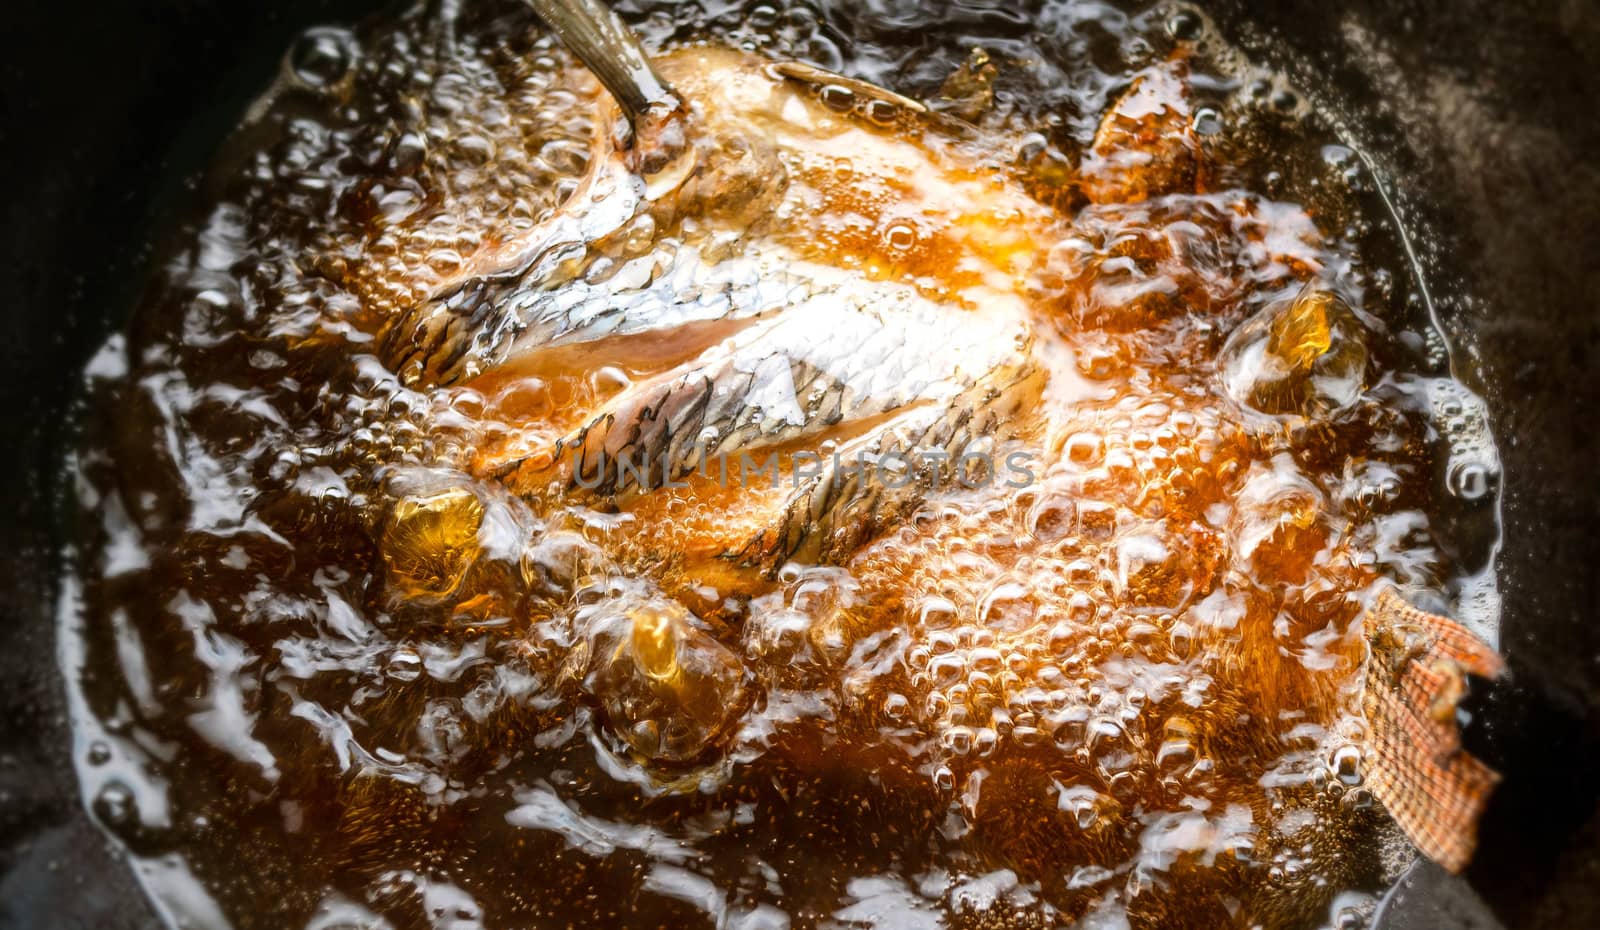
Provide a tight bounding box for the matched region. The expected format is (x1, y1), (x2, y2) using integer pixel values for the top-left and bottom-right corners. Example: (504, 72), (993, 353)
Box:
(766, 59), (989, 140)
(1361, 587), (1504, 873)
(769, 60), (929, 115)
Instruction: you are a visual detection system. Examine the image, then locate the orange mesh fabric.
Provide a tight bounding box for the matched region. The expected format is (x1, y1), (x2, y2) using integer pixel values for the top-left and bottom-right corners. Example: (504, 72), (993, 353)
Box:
(1362, 587), (1505, 872)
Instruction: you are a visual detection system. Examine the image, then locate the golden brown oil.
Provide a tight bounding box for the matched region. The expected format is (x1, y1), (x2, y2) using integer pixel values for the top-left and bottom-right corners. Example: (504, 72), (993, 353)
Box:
(61, 2), (1503, 929)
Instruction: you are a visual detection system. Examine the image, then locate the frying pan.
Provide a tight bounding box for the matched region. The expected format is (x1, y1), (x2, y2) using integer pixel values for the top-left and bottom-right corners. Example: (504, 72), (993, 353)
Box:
(2, 1), (1597, 927)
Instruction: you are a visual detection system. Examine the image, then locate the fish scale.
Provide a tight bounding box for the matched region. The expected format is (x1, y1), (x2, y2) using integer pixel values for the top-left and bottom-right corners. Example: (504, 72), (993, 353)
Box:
(550, 279), (1034, 493)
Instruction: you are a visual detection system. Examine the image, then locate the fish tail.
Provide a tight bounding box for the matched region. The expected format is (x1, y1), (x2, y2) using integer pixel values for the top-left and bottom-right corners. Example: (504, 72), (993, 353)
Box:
(1361, 587), (1504, 873)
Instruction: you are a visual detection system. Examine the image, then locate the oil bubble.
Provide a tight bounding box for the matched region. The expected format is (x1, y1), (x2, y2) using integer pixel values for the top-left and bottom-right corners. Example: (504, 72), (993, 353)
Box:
(882, 222), (918, 252)
(1331, 745), (1363, 786)
(86, 741), (112, 766)
(93, 781), (139, 831)
(289, 28), (356, 89)
(1166, 8), (1203, 41)
(1448, 461), (1496, 501)
(819, 83), (855, 112)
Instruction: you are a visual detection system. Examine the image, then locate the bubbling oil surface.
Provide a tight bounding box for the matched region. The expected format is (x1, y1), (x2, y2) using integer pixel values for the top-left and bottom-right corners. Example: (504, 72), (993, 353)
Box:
(62, 2), (1503, 929)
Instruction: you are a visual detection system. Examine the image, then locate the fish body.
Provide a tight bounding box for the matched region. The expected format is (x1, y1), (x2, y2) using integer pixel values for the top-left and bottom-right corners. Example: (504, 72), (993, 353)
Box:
(381, 46), (1057, 574)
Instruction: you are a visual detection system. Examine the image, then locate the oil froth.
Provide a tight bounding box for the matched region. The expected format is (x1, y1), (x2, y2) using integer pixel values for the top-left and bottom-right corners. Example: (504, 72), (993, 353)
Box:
(61, 2), (1502, 928)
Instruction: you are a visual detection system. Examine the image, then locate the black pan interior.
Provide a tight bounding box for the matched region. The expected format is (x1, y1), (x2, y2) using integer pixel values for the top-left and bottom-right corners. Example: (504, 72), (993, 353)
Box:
(3, 1), (1597, 927)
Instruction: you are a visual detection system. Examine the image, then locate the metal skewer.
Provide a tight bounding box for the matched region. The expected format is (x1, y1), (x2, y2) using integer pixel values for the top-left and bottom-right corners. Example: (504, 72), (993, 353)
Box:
(525, 0), (680, 130)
